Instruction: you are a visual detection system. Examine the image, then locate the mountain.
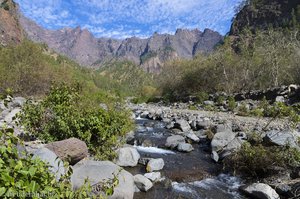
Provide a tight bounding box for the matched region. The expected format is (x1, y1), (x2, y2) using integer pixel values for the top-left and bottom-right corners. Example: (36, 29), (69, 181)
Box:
(20, 16), (223, 73)
(230, 0), (300, 35)
(0, 0), (24, 46)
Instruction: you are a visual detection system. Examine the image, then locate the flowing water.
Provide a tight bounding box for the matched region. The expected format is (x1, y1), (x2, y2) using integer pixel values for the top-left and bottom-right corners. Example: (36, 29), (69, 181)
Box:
(126, 118), (248, 199)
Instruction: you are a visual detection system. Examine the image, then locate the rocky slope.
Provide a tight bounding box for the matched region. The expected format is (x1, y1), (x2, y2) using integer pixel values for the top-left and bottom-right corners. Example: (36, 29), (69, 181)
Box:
(230, 0), (300, 35)
(0, 0), (24, 46)
(20, 16), (223, 72)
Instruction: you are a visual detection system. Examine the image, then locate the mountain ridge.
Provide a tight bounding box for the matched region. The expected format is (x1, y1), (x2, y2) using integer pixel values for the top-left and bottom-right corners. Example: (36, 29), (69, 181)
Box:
(20, 15), (223, 73)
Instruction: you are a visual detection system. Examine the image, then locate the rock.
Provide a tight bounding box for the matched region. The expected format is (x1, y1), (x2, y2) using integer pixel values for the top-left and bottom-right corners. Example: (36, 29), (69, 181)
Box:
(214, 122), (232, 133)
(165, 135), (185, 149)
(204, 101), (214, 106)
(146, 158), (164, 172)
(185, 132), (200, 142)
(144, 172), (161, 182)
(177, 143), (194, 152)
(134, 174), (153, 192)
(33, 147), (65, 181)
(241, 183), (280, 199)
(174, 119), (191, 132)
(138, 157), (152, 166)
(264, 130), (298, 148)
(172, 128), (184, 135)
(140, 111), (149, 118)
(11, 97), (26, 108)
(45, 138), (88, 165)
(196, 120), (212, 129)
(71, 160), (134, 199)
(211, 151), (219, 162)
(4, 108), (21, 124)
(223, 137), (244, 153)
(211, 131), (236, 152)
(125, 131), (135, 145)
(275, 96), (285, 103)
(116, 146), (140, 167)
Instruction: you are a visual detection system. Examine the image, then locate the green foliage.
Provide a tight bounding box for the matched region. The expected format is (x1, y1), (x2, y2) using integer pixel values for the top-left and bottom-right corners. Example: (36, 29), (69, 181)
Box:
(195, 92), (209, 104)
(227, 142), (300, 177)
(0, 0), (10, 10)
(237, 102), (249, 116)
(19, 84), (133, 160)
(140, 51), (158, 63)
(227, 97), (236, 112)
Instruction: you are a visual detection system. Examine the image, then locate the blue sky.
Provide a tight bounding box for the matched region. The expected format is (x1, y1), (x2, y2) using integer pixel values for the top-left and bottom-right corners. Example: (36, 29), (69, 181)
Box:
(15, 0), (244, 39)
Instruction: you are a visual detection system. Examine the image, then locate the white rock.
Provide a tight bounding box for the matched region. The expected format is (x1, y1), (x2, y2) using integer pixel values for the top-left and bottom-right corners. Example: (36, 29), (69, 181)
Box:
(116, 147), (140, 167)
(144, 172), (161, 182)
(177, 143), (194, 152)
(146, 158), (164, 172)
(134, 174), (153, 192)
(242, 183), (280, 199)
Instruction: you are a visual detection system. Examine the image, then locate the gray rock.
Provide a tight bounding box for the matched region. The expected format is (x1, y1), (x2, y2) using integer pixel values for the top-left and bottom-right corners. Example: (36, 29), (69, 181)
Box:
(204, 101), (214, 106)
(144, 172), (161, 182)
(165, 135), (185, 149)
(33, 147), (65, 181)
(264, 130), (298, 148)
(116, 147), (140, 167)
(211, 131), (236, 152)
(211, 151), (219, 162)
(138, 157), (152, 166)
(174, 119), (191, 132)
(196, 120), (212, 129)
(71, 160), (134, 199)
(223, 137), (244, 152)
(146, 158), (164, 172)
(275, 96), (285, 103)
(134, 174), (153, 192)
(11, 97), (26, 108)
(45, 138), (89, 165)
(4, 108), (21, 124)
(177, 143), (194, 152)
(185, 132), (200, 142)
(241, 183), (280, 199)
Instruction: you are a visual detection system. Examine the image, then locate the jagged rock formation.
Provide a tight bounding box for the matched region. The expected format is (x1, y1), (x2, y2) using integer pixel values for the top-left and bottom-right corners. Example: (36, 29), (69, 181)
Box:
(20, 16), (223, 72)
(230, 0), (300, 35)
(0, 0), (24, 46)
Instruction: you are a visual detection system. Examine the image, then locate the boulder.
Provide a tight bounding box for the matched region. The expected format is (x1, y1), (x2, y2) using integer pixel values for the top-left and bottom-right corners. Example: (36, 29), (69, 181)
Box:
(264, 130), (298, 148)
(116, 146), (140, 167)
(185, 132), (200, 142)
(11, 97), (26, 108)
(71, 160), (134, 199)
(211, 131), (236, 152)
(177, 143), (194, 152)
(144, 172), (161, 182)
(133, 174), (153, 192)
(241, 183), (280, 199)
(174, 119), (191, 132)
(146, 158), (164, 172)
(165, 135), (185, 149)
(211, 151), (219, 162)
(33, 147), (65, 181)
(4, 108), (21, 124)
(214, 123), (232, 133)
(45, 138), (88, 165)
(196, 120), (212, 129)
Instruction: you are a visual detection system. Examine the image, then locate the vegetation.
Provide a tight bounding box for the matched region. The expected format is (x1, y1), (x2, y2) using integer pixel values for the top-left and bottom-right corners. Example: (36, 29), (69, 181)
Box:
(19, 84), (133, 160)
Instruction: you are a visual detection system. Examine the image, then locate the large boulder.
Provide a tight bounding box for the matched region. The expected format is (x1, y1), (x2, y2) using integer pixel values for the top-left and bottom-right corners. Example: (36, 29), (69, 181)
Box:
(185, 132), (200, 142)
(241, 183), (280, 199)
(174, 119), (191, 132)
(144, 172), (161, 182)
(165, 135), (185, 149)
(115, 146), (140, 167)
(146, 158), (164, 172)
(133, 174), (153, 192)
(4, 108), (21, 124)
(264, 130), (299, 148)
(177, 143), (194, 152)
(211, 131), (236, 152)
(33, 147), (65, 181)
(45, 138), (88, 165)
(71, 160), (134, 199)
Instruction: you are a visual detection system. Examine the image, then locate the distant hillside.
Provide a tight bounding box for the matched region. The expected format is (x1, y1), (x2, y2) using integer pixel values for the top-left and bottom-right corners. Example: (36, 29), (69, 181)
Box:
(0, 0), (24, 46)
(20, 16), (223, 73)
(230, 0), (300, 35)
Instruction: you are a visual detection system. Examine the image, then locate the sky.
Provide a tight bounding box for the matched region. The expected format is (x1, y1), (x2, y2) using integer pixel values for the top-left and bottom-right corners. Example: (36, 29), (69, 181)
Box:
(15, 0), (244, 39)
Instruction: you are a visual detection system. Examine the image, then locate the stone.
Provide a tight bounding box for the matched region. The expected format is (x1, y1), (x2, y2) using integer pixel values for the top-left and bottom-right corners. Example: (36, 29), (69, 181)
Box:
(138, 157), (152, 166)
(275, 96), (285, 103)
(45, 138), (88, 165)
(211, 151), (219, 162)
(196, 120), (212, 129)
(223, 137), (244, 152)
(4, 108), (21, 124)
(211, 131), (236, 152)
(116, 146), (140, 167)
(264, 130), (298, 148)
(146, 158), (164, 172)
(214, 122), (232, 133)
(177, 143), (194, 152)
(134, 174), (153, 192)
(71, 160), (134, 199)
(165, 135), (185, 149)
(185, 132), (200, 142)
(11, 97), (26, 108)
(174, 119), (191, 132)
(204, 101), (214, 106)
(33, 147), (65, 181)
(144, 172), (161, 182)
(241, 183), (280, 199)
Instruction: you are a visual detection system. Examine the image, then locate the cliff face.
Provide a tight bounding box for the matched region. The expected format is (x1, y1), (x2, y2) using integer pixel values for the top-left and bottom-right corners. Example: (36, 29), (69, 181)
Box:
(20, 16), (223, 72)
(230, 0), (300, 35)
(0, 0), (24, 46)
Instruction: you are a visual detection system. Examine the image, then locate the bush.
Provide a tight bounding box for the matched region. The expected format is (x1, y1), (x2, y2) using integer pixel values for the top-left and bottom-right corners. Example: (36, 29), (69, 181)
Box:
(226, 142), (300, 177)
(19, 83), (133, 160)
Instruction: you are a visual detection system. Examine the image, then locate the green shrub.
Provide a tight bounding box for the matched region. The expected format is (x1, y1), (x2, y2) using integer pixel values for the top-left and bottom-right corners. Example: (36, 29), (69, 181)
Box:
(236, 102), (249, 116)
(227, 97), (236, 111)
(195, 92), (209, 104)
(226, 142), (300, 177)
(19, 83), (133, 160)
